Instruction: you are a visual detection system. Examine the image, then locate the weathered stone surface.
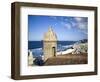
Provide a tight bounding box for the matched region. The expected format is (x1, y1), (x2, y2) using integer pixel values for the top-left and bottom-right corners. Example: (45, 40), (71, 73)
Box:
(43, 27), (57, 61)
(44, 53), (87, 65)
(28, 50), (35, 66)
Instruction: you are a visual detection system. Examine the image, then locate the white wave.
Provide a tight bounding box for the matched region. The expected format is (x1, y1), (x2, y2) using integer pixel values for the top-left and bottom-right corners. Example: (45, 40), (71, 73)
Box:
(31, 48), (42, 51)
(63, 44), (73, 48)
(56, 49), (75, 56)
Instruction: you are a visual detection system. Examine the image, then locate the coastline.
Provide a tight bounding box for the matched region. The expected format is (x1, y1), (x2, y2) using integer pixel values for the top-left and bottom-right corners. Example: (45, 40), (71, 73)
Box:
(28, 41), (88, 66)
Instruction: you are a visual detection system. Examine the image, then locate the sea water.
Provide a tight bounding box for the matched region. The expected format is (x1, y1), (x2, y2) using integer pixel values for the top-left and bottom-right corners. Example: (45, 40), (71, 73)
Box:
(28, 41), (76, 57)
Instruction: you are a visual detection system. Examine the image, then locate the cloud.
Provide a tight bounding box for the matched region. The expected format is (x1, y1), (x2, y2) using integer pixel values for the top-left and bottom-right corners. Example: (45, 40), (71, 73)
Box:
(64, 23), (72, 29)
(64, 18), (70, 22)
(76, 22), (88, 35)
(74, 17), (88, 30)
(74, 17), (83, 22)
(49, 16), (88, 33)
(70, 21), (77, 27)
(77, 22), (87, 30)
(49, 16), (57, 20)
(61, 22), (72, 29)
(83, 31), (88, 35)
(54, 23), (57, 26)
(78, 29), (88, 35)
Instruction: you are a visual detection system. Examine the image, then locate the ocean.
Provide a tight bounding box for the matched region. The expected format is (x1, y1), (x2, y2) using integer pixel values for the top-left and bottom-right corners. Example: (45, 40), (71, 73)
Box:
(28, 41), (76, 57)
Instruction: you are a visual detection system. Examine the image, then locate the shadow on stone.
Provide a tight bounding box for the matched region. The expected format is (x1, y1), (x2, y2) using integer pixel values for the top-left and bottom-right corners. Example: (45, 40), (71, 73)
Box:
(33, 57), (44, 66)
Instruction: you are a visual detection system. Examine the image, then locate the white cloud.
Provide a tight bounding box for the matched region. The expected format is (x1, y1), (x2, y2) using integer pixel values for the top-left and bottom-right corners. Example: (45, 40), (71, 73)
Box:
(78, 29), (88, 35)
(54, 23), (57, 26)
(50, 16), (88, 32)
(65, 23), (72, 29)
(61, 22), (72, 29)
(74, 17), (83, 22)
(77, 22), (87, 30)
(74, 17), (88, 30)
(49, 16), (57, 20)
(71, 21), (77, 27)
(64, 18), (69, 22)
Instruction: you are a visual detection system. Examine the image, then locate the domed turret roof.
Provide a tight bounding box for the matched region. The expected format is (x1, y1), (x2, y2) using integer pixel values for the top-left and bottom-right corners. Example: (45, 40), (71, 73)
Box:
(43, 27), (57, 41)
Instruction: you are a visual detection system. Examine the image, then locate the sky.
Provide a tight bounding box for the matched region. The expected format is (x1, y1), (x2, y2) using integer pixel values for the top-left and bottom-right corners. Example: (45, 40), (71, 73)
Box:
(28, 15), (88, 41)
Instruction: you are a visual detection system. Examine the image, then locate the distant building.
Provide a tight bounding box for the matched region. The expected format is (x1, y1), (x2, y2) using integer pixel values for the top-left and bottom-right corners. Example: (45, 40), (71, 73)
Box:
(43, 27), (57, 61)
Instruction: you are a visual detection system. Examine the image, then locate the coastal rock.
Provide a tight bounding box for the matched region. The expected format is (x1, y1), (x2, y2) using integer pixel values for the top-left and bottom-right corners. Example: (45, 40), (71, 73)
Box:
(72, 43), (87, 54)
